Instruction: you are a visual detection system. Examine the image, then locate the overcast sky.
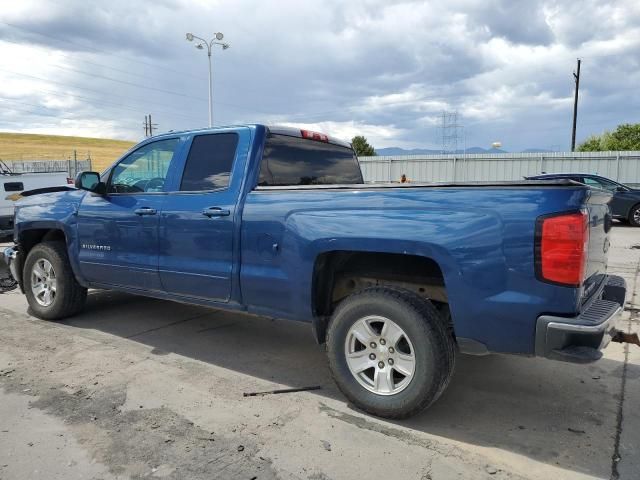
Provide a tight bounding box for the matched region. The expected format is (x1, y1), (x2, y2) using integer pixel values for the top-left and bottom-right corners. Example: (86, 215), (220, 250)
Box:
(0, 0), (638, 151)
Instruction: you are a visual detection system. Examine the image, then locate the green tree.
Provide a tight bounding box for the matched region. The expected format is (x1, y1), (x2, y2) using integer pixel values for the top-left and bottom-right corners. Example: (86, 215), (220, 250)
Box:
(577, 134), (604, 152)
(351, 135), (376, 156)
(578, 123), (640, 151)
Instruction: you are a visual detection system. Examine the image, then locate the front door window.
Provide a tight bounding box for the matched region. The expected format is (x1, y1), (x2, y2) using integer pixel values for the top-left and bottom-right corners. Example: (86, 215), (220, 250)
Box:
(109, 138), (180, 194)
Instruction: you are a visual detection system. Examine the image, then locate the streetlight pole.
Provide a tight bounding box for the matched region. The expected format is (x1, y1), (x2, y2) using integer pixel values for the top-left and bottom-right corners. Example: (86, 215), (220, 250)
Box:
(207, 48), (213, 128)
(185, 32), (230, 127)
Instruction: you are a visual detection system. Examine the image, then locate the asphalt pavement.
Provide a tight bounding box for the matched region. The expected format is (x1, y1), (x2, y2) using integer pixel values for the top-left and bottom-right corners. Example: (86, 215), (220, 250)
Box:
(0, 225), (638, 480)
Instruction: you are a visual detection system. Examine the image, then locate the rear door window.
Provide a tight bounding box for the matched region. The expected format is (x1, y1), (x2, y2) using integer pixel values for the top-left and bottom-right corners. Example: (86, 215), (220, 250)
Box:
(258, 134), (363, 186)
(582, 176), (618, 192)
(180, 133), (239, 191)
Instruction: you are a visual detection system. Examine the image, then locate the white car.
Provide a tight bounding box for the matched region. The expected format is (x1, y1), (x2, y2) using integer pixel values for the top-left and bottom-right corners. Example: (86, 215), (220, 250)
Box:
(1, 172), (72, 238)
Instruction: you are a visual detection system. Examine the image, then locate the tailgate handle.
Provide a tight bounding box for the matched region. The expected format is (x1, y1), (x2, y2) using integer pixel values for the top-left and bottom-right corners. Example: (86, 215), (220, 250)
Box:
(134, 207), (157, 216)
(202, 207), (230, 218)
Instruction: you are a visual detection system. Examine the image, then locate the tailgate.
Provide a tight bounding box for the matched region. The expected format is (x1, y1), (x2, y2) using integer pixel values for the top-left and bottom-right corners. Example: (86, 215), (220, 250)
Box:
(582, 188), (613, 302)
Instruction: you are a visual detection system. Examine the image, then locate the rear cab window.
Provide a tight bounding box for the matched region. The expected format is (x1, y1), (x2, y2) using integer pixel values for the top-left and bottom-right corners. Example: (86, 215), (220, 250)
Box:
(258, 133), (363, 186)
(582, 176), (620, 192)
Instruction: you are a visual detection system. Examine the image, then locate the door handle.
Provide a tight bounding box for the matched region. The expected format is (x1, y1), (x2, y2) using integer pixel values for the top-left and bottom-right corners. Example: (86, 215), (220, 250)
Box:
(202, 207), (230, 218)
(134, 207), (157, 216)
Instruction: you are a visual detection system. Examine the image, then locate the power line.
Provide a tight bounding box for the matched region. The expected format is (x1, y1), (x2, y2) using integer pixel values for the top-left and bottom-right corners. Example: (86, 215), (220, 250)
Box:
(0, 98), (134, 126)
(0, 36), (188, 85)
(1, 34), (294, 108)
(0, 68), (359, 122)
(0, 35), (298, 113)
(0, 20), (207, 82)
(1, 24), (423, 120)
(1, 27), (436, 123)
(0, 68), (247, 112)
(44, 62), (208, 101)
(1, 18), (311, 109)
(0, 87), (196, 121)
(0, 97), (79, 116)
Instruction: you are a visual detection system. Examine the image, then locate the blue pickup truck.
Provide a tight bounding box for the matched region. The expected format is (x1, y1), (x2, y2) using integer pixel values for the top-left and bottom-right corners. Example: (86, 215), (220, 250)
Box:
(1, 125), (628, 418)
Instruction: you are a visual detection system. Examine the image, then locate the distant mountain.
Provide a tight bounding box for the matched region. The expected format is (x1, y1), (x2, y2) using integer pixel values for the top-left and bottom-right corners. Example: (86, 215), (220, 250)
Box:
(375, 146), (553, 155)
(375, 147), (442, 155)
(464, 147), (508, 154)
(520, 148), (554, 153)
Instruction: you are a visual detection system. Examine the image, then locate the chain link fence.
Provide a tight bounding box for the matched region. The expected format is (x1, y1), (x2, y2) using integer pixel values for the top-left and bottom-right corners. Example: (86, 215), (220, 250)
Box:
(2, 159), (92, 178)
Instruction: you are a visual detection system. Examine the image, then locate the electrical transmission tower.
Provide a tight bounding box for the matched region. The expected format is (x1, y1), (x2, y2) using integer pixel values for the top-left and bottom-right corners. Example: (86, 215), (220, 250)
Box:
(437, 111), (463, 154)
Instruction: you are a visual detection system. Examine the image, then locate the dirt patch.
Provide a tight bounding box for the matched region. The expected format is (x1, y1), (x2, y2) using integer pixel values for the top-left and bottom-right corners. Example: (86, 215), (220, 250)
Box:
(1, 376), (278, 480)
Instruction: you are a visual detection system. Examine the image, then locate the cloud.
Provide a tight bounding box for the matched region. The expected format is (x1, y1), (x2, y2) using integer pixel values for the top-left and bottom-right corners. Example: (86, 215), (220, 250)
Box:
(0, 0), (638, 151)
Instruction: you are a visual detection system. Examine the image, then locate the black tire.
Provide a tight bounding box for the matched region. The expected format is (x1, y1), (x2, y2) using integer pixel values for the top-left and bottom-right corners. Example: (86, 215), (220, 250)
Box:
(629, 204), (640, 227)
(23, 241), (87, 320)
(326, 287), (456, 419)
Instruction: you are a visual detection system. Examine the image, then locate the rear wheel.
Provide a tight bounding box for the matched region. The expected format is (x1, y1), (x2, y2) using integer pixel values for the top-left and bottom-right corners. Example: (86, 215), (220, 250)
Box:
(24, 242), (87, 320)
(326, 287), (455, 419)
(629, 204), (640, 227)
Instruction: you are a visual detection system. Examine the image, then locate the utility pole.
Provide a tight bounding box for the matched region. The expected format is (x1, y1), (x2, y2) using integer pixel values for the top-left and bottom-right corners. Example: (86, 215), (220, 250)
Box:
(143, 115), (158, 137)
(571, 58), (581, 152)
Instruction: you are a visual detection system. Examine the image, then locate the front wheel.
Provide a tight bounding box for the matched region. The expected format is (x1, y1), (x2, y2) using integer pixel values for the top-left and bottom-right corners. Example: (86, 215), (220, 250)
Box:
(24, 241), (87, 320)
(629, 204), (640, 227)
(326, 287), (456, 419)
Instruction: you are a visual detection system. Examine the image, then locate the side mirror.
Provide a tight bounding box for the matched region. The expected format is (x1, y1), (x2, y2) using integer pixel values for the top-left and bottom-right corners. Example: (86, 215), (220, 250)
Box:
(75, 171), (105, 194)
(616, 186), (627, 192)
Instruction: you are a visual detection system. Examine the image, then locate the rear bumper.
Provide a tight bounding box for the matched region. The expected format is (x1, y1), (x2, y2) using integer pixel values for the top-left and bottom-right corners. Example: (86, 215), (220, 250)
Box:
(535, 275), (627, 363)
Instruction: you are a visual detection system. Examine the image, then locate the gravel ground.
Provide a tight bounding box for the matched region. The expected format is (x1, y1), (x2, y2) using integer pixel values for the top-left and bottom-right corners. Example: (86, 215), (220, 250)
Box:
(0, 224), (638, 480)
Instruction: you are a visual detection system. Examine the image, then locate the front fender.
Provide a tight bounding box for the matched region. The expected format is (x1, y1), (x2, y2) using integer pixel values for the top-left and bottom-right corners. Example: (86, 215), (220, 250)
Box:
(15, 190), (86, 286)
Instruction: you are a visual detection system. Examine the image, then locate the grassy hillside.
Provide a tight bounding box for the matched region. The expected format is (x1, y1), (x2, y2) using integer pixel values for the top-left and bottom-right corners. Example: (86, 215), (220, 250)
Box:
(0, 132), (136, 172)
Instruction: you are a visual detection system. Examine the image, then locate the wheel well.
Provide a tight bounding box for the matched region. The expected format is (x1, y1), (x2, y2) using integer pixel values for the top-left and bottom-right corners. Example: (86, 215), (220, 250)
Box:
(19, 229), (66, 258)
(312, 251), (450, 342)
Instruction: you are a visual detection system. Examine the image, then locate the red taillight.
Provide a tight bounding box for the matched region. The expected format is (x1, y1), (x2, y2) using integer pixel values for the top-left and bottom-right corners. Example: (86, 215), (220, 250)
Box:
(67, 177), (74, 184)
(301, 129), (329, 142)
(537, 211), (589, 286)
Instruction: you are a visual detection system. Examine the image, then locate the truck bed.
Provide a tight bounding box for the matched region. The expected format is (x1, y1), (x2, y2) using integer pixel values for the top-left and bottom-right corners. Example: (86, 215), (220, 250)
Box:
(241, 180), (611, 356)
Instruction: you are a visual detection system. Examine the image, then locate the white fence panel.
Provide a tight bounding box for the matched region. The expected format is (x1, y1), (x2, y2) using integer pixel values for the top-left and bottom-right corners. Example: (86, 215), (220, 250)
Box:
(358, 151), (640, 185)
